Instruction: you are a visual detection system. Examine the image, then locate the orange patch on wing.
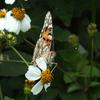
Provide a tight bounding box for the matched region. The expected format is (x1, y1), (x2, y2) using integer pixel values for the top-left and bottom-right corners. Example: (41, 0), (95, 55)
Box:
(43, 30), (49, 41)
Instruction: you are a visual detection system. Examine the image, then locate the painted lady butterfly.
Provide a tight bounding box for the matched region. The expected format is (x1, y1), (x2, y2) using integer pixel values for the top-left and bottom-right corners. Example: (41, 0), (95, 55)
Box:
(32, 11), (56, 64)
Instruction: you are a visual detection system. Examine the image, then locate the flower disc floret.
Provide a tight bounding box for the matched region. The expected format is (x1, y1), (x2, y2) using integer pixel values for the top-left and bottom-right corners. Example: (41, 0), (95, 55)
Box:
(12, 7), (25, 20)
(41, 69), (53, 84)
(0, 10), (6, 17)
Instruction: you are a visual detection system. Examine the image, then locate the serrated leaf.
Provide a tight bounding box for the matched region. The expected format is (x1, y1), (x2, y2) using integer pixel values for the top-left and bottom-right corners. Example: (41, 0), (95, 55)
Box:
(80, 65), (100, 77)
(89, 81), (100, 88)
(59, 50), (81, 64)
(67, 83), (81, 93)
(64, 72), (77, 84)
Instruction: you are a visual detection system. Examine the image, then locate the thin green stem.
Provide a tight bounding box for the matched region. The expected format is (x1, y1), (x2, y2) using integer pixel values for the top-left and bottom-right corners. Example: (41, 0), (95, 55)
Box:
(51, 63), (58, 73)
(0, 59), (30, 64)
(10, 46), (29, 67)
(24, 39), (35, 47)
(91, 38), (94, 62)
(18, 0), (24, 8)
(90, 38), (94, 77)
(89, 0), (96, 77)
(25, 94), (28, 100)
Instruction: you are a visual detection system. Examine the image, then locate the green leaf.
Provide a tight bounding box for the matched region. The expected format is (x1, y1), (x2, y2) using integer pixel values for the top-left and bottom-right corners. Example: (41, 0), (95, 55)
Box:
(67, 83), (81, 93)
(47, 0), (74, 26)
(4, 96), (14, 100)
(89, 81), (100, 88)
(0, 50), (32, 76)
(77, 58), (89, 71)
(40, 88), (58, 100)
(54, 26), (70, 41)
(59, 49), (81, 64)
(60, 91), (87, 100)
(90, 87), (100, 100)
(80, 65), (100, 77)
(1, 76), (24, 99)
(64, 72), (77, 84)
(73, 0), (92, 17)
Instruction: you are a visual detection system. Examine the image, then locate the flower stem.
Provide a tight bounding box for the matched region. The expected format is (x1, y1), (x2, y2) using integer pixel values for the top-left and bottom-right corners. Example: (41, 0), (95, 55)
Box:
(25, 94), (28, 100)
(90, 37), (94, 77)
(18, 0), (24, 8)
(91, 39), (94, 62)
(10, 46), (29, 67)
(24, 39), (35, 47)
(0, 59), (30, 64)
(90, 0), (96, 77)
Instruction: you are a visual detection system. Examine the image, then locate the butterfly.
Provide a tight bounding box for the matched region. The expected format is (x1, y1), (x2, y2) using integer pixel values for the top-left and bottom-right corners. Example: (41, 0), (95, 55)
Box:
(32, 11), (56, 64)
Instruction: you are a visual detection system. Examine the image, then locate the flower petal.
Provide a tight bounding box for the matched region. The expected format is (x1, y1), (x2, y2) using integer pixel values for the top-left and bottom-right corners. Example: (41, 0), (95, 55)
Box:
(21, 14), (31, 32)
(25, 65), (41, 81)
(44, 83), (51, 91)
(5, 12), (20, 34)
(31, 80), (43, 95)
(36, 57), (47, 71)
(5, 0), (15, 5)
(0, 18), (5, 30)
(25, 14), (31, 23)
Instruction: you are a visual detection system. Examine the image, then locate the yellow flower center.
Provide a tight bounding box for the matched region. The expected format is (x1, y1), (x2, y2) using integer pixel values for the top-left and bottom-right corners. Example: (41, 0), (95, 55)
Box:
(41, 69), (53, 84)
(12, 7), (25, 20)
(0, 11), (6, 17)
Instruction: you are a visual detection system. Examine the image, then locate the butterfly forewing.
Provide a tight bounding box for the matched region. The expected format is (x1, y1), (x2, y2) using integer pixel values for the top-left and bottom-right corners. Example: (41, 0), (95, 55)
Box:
(32, 11), (55, 64)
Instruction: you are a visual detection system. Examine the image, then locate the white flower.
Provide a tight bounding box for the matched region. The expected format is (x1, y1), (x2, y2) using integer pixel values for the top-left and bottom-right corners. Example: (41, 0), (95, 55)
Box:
(0, 17), (5, 31)
(5, 8), (31, 35)
(5, 0), (15, 5)
(0, 9), (6, 31)
(25, 57), (53, 95)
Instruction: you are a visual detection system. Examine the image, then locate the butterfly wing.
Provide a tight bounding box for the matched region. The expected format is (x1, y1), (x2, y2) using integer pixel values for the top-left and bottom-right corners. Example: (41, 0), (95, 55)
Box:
(40, 11), (53, 37)
(32, 11), (53, 63)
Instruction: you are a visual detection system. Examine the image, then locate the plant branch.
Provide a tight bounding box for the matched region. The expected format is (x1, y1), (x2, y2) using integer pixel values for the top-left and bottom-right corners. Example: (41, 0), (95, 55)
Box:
(10, 46), (29, 67)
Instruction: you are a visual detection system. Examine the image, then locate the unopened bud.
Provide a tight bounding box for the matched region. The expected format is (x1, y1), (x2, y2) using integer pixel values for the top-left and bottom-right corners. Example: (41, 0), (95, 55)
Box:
(0, 31), (5, 39)
(68, 34), (79, 47)
(87, 23), (97, 37)
(7, 33), (17, 45)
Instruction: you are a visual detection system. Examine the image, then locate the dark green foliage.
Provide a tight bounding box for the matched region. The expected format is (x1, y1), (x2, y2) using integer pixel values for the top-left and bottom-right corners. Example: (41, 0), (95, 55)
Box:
(0, 0), (100, 100)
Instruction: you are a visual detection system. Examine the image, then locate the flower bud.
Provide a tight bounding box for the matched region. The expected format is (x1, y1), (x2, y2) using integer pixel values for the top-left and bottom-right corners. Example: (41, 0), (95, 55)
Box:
(87, 23), (97, 37)
(68, 34), (79, 48)
(24, 86), (31, 95)
(7, 33), (17, 45)
(24, 80), (34, 95)
(0, 31), (5, 39)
